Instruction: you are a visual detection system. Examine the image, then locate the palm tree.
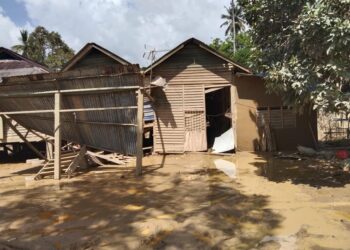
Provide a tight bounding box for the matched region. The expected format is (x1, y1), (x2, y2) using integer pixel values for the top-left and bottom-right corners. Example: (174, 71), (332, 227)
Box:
(11, 29), (29, 56)
(220, 0), (246, 52)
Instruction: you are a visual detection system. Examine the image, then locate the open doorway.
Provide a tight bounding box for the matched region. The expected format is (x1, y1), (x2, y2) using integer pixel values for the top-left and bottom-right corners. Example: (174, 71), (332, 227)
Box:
(205, 86), (232, 150)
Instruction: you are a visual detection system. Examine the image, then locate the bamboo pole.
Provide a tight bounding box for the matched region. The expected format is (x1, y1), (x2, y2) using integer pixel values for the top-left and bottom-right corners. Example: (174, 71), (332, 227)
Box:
(135, 88), (144, 176)
(54, 92), (61, 180)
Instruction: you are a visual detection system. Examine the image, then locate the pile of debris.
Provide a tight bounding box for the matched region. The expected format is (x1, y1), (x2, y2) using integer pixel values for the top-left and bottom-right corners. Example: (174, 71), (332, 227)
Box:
(87, 151), (135, 166)
(275, 145), (350, 172)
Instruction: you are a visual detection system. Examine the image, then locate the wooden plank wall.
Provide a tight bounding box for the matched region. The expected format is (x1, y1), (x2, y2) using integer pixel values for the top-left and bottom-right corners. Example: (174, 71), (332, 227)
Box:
(154, 85), (185, 152)
(152, 43), (232, 153)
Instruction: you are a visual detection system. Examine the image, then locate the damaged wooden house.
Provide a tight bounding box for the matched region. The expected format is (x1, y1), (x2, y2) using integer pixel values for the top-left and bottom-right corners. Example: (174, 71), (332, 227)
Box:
(144, 38), (317, 153)
(0, 43), (147, 179)
(0, 47), (49, 157)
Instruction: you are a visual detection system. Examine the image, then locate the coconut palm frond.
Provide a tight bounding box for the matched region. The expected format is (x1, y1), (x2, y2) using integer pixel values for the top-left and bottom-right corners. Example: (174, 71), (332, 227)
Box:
(11, 44), (24, 53)
(220, 2), (246, 35)
(12, 29), (29, 56)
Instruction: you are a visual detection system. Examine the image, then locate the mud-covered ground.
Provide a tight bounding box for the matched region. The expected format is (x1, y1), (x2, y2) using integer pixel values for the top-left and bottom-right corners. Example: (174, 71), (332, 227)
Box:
(0, 152), (349, 249)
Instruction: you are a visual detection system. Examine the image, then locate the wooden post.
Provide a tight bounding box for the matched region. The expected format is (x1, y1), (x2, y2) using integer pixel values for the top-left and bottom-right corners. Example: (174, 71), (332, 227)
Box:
(54, 92), (61, 180)
(46, 140), (54, 160)
(136, 88), (144, 176)
(230, 85), (237, 150)
(0, 115), (47, 160)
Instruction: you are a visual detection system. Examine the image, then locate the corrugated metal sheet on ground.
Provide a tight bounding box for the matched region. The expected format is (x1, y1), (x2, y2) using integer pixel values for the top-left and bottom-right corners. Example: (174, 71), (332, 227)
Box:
(0, 65), (142, 155)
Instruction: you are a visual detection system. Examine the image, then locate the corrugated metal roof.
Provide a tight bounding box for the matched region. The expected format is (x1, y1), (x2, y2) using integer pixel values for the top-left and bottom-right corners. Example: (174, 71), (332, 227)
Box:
(0, 47), (49, 71)
(0, 65), (142, 155)
(0, 60), (39, 70)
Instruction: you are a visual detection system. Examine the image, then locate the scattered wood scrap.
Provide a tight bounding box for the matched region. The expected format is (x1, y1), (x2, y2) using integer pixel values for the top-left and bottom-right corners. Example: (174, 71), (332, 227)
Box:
(66, 146), (87, 178)
(86, 151), (135, 165)
(34, 150), (81, 180)
(273, 152), (304, 161)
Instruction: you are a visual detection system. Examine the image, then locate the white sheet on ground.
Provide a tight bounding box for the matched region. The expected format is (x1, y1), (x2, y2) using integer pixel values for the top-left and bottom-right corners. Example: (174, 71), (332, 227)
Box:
(214, 159), (237, 179)
(212, 128), (234, 153)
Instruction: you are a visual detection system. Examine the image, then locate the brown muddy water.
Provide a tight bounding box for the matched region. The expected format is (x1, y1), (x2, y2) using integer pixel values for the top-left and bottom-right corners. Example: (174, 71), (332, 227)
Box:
(0, 152), (349, 249)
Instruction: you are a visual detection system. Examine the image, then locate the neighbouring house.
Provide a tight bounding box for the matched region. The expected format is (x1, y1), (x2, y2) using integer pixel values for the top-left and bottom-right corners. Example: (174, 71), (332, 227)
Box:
(61, 42), (131, 71)
(144, 38), (317, 153)
(61, 43), (155, 148)
(0, 47), (49, 154)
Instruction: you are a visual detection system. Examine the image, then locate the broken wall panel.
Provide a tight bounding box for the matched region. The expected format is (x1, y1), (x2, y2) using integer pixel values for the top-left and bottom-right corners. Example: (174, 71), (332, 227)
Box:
(0, 65), (142, 155)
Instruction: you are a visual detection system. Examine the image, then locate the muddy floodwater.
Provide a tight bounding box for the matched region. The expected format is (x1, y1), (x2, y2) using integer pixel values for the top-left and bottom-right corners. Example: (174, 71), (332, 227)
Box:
(0, 152), (349, 249)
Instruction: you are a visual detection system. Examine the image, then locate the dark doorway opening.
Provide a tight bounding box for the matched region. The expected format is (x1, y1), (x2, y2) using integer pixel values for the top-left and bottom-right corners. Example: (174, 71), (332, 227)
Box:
(205, 86), (232, 149)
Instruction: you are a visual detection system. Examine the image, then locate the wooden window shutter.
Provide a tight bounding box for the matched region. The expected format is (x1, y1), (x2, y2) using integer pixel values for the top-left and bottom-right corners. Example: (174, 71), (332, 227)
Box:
(257, 106), (296, 129)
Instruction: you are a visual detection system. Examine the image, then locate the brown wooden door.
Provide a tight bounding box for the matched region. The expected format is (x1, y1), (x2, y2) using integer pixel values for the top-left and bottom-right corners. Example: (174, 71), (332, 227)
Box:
(184, 110), (207, 151)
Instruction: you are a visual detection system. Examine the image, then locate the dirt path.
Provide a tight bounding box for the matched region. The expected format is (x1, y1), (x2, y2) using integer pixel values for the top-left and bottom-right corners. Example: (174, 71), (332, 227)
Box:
(0, 152), (349, 249)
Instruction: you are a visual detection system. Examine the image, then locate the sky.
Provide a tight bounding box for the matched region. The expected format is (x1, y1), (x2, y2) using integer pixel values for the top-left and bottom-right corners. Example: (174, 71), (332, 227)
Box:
(0, 0), (228, 66)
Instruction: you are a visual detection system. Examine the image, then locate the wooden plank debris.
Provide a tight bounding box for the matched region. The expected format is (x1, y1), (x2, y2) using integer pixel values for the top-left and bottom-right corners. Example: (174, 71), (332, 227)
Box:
(66, 145), (87, 178)
(86, 151), (135, 165)
(34, 151), (79, 180)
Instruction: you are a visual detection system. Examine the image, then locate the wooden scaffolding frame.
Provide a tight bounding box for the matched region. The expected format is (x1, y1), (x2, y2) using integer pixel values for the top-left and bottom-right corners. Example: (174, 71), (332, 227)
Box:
(0, 86), (144, 179)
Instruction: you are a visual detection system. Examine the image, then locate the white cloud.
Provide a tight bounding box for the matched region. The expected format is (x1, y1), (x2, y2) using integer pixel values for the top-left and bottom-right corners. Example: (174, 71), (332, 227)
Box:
(0, 10), (20, 49)
(0, 6), (33, 50)
(7, 0), (228, 65)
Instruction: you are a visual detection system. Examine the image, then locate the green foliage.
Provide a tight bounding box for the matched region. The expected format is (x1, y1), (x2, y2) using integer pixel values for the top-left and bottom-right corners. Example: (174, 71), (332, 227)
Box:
(239, 0), (350, 113)
(12, 26), (74, 71)
(11, 30), (29, 57)
(210, 33), (258, 68)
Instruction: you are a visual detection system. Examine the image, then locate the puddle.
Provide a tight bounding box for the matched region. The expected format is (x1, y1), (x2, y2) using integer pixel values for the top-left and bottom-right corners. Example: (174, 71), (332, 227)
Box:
(214, 159), (237, 179)
(254, 156), (350, 187)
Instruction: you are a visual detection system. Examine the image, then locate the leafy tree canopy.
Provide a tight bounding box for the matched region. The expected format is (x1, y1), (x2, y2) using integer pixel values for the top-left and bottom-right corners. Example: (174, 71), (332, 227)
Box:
(239, 0), (350, 113)
(210, 32), (258, 68)
(12, 26), (74, 71)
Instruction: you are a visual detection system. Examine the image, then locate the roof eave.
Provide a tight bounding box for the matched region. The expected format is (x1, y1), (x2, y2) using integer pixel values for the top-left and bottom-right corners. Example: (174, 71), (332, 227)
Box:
(143, 37), (252, 75)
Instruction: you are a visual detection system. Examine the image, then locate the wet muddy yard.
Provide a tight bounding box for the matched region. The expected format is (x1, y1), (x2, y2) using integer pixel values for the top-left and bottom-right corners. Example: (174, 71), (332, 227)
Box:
(0, 152), (350, 249)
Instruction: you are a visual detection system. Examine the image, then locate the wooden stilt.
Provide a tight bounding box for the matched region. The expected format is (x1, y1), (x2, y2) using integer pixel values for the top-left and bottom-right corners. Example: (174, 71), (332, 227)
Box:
(136, 88), (144, 176)
(0, 115), (47, 160)
(54, 92), (61, 180)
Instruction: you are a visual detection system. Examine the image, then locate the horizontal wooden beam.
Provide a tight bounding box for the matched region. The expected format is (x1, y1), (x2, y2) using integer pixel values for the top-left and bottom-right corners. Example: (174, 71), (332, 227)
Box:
(0, 106), (138, 115)
(3, 70), (140, 85)
(8, 113), (137, 127)
(0, 86), (140, 98)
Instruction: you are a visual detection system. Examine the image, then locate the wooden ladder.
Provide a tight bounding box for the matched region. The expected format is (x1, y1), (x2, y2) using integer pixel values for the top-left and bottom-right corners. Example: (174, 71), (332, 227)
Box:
(34, 146), (86, 180)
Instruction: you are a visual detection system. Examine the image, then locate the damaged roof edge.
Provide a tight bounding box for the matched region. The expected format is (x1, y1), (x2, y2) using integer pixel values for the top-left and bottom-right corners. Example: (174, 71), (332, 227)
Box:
(143, 37), (252, 74)
(0, 47), (49, 72)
